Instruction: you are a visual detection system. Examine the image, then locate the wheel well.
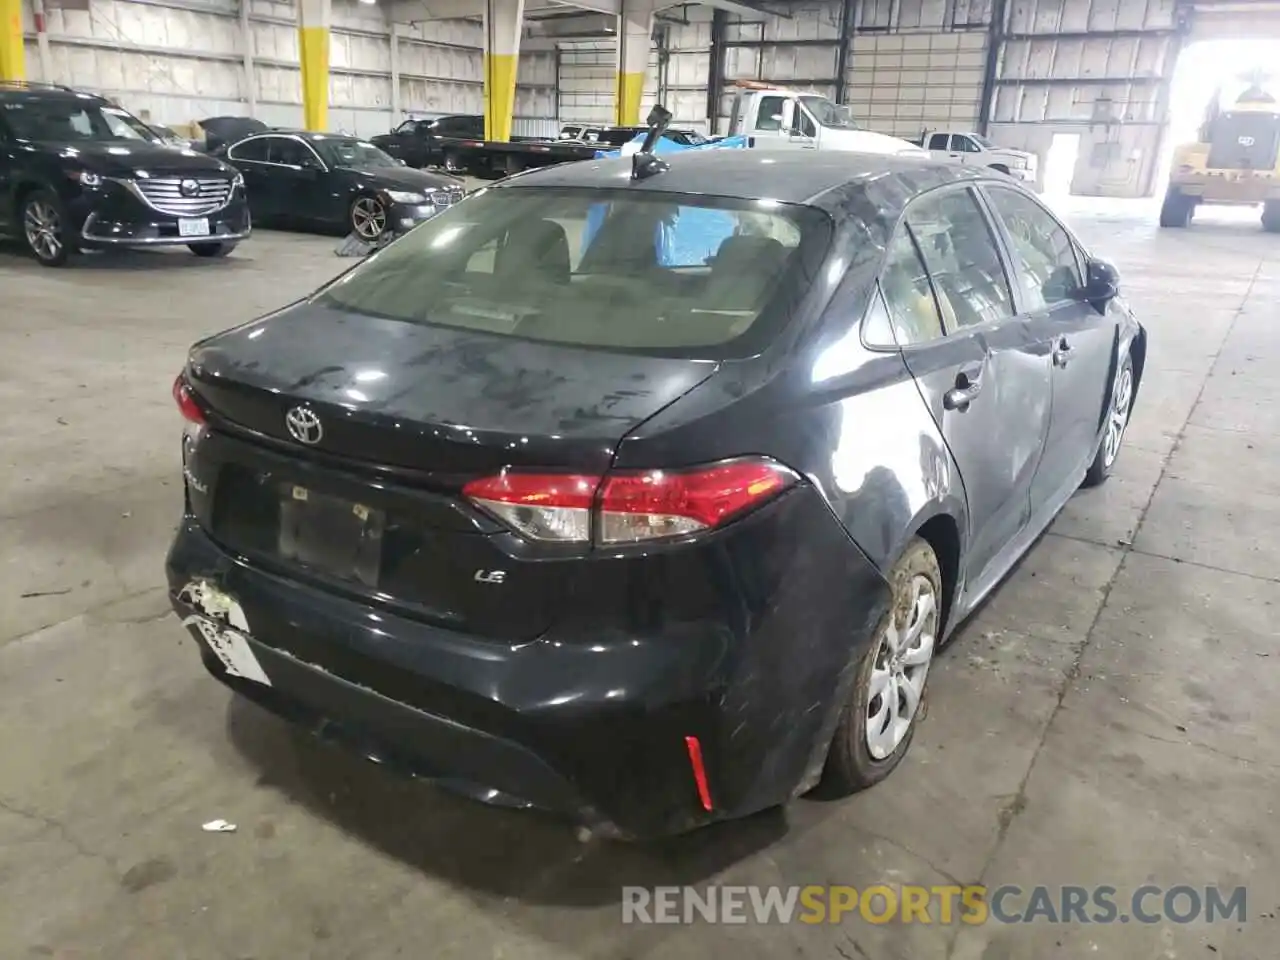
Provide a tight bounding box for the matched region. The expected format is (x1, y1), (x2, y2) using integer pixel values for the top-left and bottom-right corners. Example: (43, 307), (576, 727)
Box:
(11, 180), (43, 219)
(915, 514), (960, 632)
(1129, 327), (1148, 398)
(989, 163), (1010, 174)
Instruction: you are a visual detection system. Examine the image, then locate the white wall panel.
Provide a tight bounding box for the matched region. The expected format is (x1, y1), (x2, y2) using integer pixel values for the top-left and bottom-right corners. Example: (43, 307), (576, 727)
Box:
(995, 0), (1179, 196)
(846, 30), (988, 137)
(25, 0), (551, 136)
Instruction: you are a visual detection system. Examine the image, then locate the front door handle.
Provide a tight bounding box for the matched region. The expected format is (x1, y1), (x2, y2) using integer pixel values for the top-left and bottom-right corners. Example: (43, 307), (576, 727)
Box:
(1052, 338), (1073, 368)
(943, 368), (984, 412)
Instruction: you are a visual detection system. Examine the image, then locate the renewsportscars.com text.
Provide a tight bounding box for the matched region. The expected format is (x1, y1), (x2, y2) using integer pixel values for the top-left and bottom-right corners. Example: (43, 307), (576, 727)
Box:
(621, 885), (1247, 926)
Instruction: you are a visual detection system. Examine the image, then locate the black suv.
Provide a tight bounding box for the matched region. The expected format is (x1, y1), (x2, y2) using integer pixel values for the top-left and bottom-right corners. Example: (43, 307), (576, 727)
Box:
(0, 82), (250, 266)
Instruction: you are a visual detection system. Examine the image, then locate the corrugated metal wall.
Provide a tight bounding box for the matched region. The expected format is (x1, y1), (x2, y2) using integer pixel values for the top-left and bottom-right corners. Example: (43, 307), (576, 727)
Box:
(991, 0), (1179, 197)
(20, 0), (557, 138)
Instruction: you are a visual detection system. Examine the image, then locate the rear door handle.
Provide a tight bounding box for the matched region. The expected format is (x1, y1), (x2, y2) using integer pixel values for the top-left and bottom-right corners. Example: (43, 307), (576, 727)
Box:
(943, 367), (984, 412)
(1052, 338), (1073, 368)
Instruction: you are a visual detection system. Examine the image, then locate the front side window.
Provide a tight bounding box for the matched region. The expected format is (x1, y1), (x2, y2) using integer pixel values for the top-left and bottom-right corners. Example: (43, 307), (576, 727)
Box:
(394, 120), (415, 134)
(756, 96), (786, 131)
(0, 99), (156, 142)
(905, 188), (1014, 330)
(953, 135), (981, 153)
(796, 108), (817, 138)
(799, 95), (854, 129)
(928, 133), (949, 150)
(984, 187), (1082, 310)
(877, 228), (944, 345)
(316, 187), (830, 355)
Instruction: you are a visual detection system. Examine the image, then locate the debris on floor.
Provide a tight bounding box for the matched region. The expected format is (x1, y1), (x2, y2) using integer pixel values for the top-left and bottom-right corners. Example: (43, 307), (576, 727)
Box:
(201, 819), (237, 833)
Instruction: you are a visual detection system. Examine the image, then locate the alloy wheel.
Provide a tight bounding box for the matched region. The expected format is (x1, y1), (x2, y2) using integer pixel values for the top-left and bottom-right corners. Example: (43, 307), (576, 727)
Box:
(351, 197), (387, 240)
(24, 200), (63, 262)
(865, 573), (938, 760)
(1103, 364), (1133, 468)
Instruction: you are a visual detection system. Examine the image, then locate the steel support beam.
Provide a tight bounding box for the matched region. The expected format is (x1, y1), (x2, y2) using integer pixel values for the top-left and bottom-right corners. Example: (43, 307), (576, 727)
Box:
(298, 0), (331, 131)
(833, 0), (855, 103)
(484, 0), (525, 140)
(977, 0), (1007, 133)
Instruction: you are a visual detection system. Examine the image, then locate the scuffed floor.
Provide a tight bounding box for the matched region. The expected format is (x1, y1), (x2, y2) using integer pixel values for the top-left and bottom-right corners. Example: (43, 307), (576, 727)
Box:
(1, 202), (1277, 959)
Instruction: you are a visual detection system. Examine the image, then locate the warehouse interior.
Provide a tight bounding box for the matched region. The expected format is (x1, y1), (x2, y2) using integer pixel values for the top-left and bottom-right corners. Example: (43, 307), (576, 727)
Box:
(3, 0), (1280, 957)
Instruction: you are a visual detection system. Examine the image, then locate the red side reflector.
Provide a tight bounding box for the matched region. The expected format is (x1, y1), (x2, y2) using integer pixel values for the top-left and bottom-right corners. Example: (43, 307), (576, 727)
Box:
(173, 375), (206, 424)
(684, 735), (714, 812)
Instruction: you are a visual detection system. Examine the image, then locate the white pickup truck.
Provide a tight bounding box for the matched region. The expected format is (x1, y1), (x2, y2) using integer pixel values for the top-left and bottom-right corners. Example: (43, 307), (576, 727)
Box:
(727, 82), (928, 158)
(912, 129), (1038, 183)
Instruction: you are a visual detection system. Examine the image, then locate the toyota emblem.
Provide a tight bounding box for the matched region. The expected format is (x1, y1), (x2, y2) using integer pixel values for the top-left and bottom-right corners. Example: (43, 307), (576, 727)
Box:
(285, 406), (323, 445)
(180, 179), (200, 197)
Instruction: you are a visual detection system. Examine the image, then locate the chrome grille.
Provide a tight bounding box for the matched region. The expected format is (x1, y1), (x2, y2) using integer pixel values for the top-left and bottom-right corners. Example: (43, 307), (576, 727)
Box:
(431, 187), (465, 208)
(132, 177), (233, 216)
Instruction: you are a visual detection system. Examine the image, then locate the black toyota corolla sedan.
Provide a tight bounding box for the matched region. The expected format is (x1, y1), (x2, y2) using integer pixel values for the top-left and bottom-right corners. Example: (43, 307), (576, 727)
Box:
(223, 131), (465, 240)
(167, 149), (1145, 838)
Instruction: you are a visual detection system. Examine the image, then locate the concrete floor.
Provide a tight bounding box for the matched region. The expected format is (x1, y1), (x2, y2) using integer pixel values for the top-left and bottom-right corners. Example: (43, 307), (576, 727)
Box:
(0, 202), (1276, 960)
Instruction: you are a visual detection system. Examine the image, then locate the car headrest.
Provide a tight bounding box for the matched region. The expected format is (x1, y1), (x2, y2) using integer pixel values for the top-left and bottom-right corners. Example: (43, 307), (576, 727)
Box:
(495, 218), (571, 285)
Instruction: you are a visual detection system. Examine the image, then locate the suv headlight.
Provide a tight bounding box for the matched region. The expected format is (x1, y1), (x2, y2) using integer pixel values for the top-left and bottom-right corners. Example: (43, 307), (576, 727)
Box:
(1009, 157), (1028, 169)
(385, 190), (427, 204)
(75, 171), (103, 187)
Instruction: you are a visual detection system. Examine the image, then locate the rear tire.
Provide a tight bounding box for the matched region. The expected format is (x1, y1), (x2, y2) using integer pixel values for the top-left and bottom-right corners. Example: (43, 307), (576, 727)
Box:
(1262, 201), (1280, 233)
(21, 188), (72, 267)
(442, 151), (463, 174)
(188, 241), (238, 258)
(1083, 353), (1135, 488)
(819, 537), (942, 795)
(1159, 188), (1195, 228)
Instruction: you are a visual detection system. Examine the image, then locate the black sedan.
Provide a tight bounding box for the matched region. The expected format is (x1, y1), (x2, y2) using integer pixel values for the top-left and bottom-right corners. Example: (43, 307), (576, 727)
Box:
(167, 150), (1145, 838)
(223, 131), (464, 240)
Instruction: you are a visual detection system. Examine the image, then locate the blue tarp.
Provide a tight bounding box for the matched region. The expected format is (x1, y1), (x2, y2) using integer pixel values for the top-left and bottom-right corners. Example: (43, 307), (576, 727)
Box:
(592, 133), (749, 160)
(584, 133), (750, 266)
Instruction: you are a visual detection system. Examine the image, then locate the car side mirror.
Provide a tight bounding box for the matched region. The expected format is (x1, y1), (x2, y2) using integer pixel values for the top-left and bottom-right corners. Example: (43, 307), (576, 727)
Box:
(780, 100), (796, 134)
(1076, 258), (1120, 310)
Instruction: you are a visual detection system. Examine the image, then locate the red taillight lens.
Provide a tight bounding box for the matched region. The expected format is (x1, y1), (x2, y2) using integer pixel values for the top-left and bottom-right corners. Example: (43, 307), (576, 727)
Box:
(173, 375), (206, 424)
(462, 458), (796, 545)
(598, 459), (794, 544)
(462, 471), (598, 542)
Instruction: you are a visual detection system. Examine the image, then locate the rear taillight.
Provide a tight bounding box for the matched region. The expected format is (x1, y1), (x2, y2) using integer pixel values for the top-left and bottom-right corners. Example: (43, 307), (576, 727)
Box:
(462, 458), (797, 545)
(173, 375), (206, 424)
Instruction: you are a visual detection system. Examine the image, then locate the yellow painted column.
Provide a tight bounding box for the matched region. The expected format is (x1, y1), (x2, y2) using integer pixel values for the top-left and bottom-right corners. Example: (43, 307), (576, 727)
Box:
(483, 0), (525, 141)
(615, 2), (655, 127)
(0, 0), (26, 82)
(297, 0), (331, 132)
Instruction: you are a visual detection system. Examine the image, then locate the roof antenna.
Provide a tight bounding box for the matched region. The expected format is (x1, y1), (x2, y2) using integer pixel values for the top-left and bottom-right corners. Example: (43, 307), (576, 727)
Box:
(632, 104), (673, 181)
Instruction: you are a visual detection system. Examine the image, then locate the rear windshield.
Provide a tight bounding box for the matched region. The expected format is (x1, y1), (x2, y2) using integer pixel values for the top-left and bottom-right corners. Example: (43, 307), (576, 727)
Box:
(316, 186), (831, 355)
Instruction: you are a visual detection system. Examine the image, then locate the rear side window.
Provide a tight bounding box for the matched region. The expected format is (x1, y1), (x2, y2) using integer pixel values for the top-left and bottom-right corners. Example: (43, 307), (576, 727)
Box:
(876, 228), (944, 346)
(984, 186), (1082, 310)
(928, 133), (949, 150)
(905, 188), (1014, 330)
(317, 187), (830, 356)
(228, 137), (268, 161)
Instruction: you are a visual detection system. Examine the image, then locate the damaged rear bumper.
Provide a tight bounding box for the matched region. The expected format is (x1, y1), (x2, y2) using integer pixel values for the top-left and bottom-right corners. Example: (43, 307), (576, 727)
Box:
(166, 490), (890, 838)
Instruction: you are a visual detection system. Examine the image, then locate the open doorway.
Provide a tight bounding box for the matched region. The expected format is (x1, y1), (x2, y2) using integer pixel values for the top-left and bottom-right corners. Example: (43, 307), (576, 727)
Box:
(1157, 39), (1280, 191)
(1042, 133), (1081, 197)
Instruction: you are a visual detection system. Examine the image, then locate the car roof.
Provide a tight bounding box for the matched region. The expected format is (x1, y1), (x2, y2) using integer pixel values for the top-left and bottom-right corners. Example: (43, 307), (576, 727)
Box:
(0, 84), (106, 104)
(499, 149), (987, 209)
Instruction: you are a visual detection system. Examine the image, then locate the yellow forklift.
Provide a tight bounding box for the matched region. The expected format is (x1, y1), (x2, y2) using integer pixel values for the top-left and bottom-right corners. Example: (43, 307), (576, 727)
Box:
(1161, 71), (1280, 231)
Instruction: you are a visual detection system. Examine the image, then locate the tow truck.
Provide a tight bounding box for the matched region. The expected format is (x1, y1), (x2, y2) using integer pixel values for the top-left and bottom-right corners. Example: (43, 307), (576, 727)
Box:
(726, 80), (927, 157)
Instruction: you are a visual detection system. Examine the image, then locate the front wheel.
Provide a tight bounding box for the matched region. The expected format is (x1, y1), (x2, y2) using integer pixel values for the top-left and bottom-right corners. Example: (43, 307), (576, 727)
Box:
(1159, 189), (1194, 228)
(188, 241), (238, 258)
(1262, 201), (1280, 233)
(819, 537), (942, 794)
(21, 189), (72, 267)
(1083, 353), (1134, 488)
(349, 195), (388, 241)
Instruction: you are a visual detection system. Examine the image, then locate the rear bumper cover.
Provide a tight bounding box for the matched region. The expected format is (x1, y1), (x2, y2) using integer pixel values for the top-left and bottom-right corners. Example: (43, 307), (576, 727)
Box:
(167, 488), (891, 838)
